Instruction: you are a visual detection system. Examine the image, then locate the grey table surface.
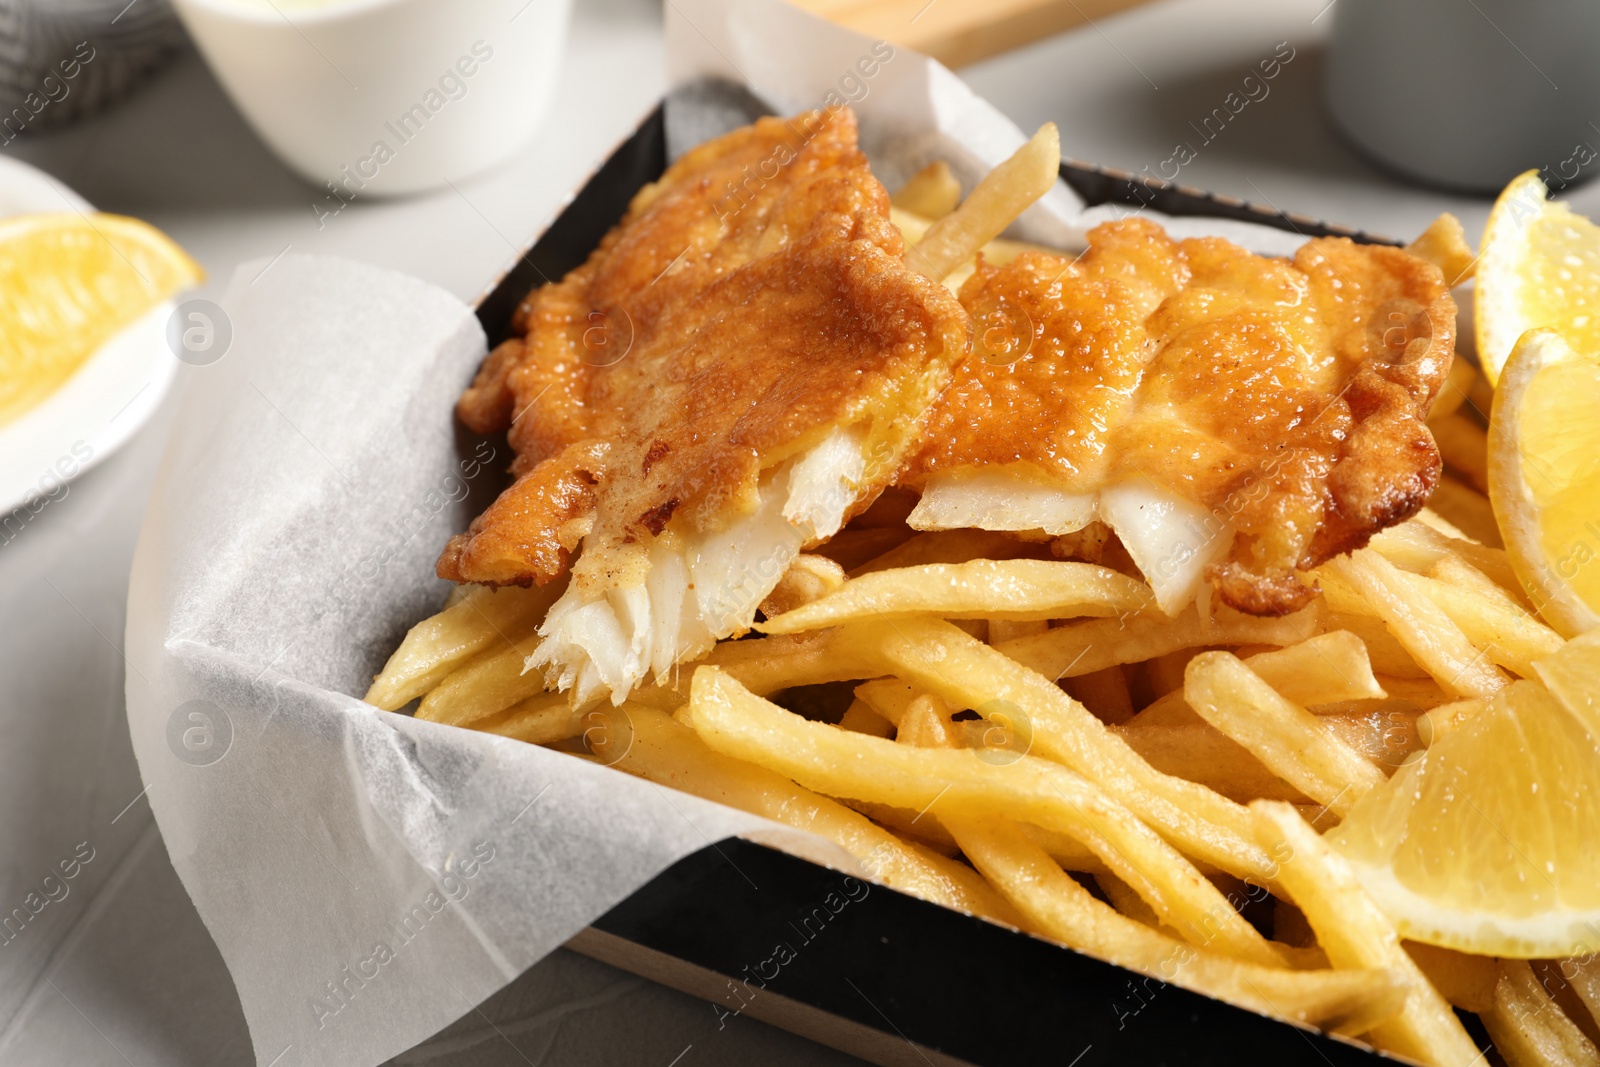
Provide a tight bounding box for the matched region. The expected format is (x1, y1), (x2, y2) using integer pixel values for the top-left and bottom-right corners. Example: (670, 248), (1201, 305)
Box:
(0, 0), (1581, 1063)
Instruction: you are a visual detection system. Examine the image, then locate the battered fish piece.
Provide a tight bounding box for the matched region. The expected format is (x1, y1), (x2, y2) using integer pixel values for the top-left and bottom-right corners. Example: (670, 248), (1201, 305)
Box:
(440, 109), (969, 702)
(906, 218), (1454, 615)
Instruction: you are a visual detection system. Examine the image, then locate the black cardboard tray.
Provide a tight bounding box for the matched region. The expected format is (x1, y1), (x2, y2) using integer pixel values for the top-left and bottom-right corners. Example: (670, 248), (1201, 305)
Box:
(471, 105), (1414, 1067)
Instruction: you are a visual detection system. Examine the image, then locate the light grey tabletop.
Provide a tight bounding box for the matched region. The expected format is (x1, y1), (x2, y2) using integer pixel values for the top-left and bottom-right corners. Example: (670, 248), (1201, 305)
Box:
(0, 0), (1551, 1063)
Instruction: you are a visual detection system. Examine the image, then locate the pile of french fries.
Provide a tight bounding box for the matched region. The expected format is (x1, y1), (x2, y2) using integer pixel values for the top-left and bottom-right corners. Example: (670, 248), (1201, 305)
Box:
(366, 126), (1600, 1066)
(371, 502), (1590, 1066)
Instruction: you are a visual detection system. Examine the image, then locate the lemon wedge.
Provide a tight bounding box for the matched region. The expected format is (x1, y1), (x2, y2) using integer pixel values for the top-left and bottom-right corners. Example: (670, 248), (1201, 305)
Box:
(1476, 170), (1600, 386)
(1487, 328), (1600, 636)
(1329, 677), (1600, 959)
(1533, 629), (1600, 738)
(0, 213), (202, 427)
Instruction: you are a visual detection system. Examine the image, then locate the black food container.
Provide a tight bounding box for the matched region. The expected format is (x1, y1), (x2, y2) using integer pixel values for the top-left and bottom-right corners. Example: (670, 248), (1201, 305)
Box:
(468, 103), (1442, 1067)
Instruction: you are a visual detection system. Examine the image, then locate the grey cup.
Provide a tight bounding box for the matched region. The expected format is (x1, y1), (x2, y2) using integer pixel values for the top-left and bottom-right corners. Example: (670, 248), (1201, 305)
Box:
(1325, 0), (1600, 194)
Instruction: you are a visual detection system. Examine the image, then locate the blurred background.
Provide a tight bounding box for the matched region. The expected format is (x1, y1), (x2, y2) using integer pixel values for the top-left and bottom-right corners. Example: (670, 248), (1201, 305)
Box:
(1, 0), (1594, 1063)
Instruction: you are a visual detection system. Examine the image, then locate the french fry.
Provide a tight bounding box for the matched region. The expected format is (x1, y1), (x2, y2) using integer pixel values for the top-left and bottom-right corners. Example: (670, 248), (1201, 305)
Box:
(1316, 559), (1382, 614)
(994, 601), (1322, 683)
(758, 554), (846, 618)
(1096, 871), (1165, 928)
(895, 701), (1329, 968)
(887, 698), (1108, 875)
(1401, 569), (1564, 678)
(1325, 551), (1510, 699)
(891, 206), (1059, 273)
(1135, 632), (1387, 727)
(1251, 802), (1483, 1066)
(1404, 942), (1500, 1014)
(842, 797), (960, 855)
(589, 702), (1020, 924)
(1324, 613), (1433, 679)
(477, 694), (580, 745)
(837, 699), (895, 738)
(1534, 961), (1600, 1055)
(1369, 518), (1523, 595)
(1420, 508), (1478, 543)
(908, 123), (1060, 282)
(416, 633), (547, 727)
(849, 527), (1041, 576)
(1417, 502), (1480, 544)
(1565, 957), (1600, 1036)
(949, 816), (1406, 1032)
(837, 616), (1279, 882)
(636, 629), (876, 709)
(895, 694), (954, 748)
(365, 581), (561, 710)
(1116, 722), (1303, 803)
(904, 840), (1021, 927)
(1430, 413), (1491, 494)
(1429, 351), (1482, 420)
(1469, 370), (1496, 425)
(1429, 552), (1525, 612)
(986, 618), (1048, 644)
(1427, 476), (1503, 547)
(1407, 213), (1477, 287)
(1482, 961), (1600, 1067)
(891, 161), (962, 218)
(852, 677), (920, 726)
(1018, 823), (1109, 875)
(1186, 654), (1386, 816)
(1119, 708), (1422, 804)
(759, 559), (1154, 634)
(688, 666), (1284, 966)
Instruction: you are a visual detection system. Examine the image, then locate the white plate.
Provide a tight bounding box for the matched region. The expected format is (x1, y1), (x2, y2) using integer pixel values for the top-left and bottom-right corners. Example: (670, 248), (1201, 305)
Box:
(0, 156), (182, 517)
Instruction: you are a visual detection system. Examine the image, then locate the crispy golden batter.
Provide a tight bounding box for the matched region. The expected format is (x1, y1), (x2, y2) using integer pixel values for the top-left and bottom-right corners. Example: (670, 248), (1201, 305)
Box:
(914, 220), (1185, 485)
(908, 218), (1455, 614)
(439, 109), (969, 589)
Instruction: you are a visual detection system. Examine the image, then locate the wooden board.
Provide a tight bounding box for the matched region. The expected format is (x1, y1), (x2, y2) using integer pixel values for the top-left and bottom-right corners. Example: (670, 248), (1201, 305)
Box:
(791, 0), (1159, 68)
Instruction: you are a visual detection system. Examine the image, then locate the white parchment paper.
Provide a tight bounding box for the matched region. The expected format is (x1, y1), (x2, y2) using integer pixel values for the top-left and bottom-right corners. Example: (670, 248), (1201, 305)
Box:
(124, 4), (1319, 1066)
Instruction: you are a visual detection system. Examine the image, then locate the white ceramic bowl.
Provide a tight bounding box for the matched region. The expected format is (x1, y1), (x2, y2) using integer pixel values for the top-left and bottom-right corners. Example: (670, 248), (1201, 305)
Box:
(168, 0), (573, 197)
(0, 156), (179, 518)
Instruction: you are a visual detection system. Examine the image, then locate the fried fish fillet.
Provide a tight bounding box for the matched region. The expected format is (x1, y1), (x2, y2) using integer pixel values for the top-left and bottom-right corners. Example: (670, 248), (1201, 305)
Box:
(905, 218), (1455, 615)
(440, 108), (969, 703)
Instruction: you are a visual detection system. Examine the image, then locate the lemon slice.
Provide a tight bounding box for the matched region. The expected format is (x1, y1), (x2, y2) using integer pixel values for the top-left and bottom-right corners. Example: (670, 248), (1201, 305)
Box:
(1534, 629), (1600, 738)
(1476, 170), (1600, 386)
(0, 213), (202, 427)
(1329, 677), (1600, 958)
(1487, 328), (1600, 637)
